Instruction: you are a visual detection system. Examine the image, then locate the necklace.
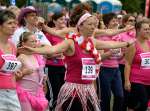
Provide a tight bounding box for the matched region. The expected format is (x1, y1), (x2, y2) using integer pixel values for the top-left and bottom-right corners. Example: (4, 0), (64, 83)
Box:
(66, 32), (101, 64)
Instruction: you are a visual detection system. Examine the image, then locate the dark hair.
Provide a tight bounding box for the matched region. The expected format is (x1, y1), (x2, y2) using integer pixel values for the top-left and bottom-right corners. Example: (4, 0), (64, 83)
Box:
(135, 20), (150, 33)
(18, 8), (37, 26)
(48, 12), (64, 28)
(122, 14), (135, 25)
(69, 2), (92, 27)
(102, 13), (117, 27)
(0, 10), (16, 25)
(17, 32), (33, 47)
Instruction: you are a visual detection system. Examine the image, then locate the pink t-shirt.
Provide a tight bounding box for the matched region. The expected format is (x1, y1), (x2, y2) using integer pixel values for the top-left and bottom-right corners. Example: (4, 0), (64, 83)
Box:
(0, 41), (17, 89)
(45, 33), (64, 66)
(112, 30), (136, 64)
(130, 41), (150, 85)
(97, 36), (119, 68)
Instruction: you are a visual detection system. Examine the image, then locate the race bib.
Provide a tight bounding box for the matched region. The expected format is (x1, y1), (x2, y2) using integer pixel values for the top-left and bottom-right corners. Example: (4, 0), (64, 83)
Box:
(0, 54), (22, 73)
(110, 48), (122, 59)
(82, 58), (97, 80)
(140, 52), (150, 69)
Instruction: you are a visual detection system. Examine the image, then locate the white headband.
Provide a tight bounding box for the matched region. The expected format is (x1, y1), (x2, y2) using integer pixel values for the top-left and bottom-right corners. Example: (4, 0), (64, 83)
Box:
(77, 13), (92, 27)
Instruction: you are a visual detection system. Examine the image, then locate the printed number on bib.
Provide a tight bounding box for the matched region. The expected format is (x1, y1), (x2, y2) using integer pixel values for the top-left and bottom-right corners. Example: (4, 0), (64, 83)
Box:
(82, 58), (97, 80)
(140, 52), (150, 69)
(0, 54), (22, 73)
(110, 48), (122, 59)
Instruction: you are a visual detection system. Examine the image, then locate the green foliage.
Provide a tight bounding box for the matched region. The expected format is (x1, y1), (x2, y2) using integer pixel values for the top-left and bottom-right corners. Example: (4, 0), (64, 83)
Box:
(0, 0), (27, 7)
(120, 0), (145, 14)
(16, 0), (27, 7)
(0, 0), (146, 14)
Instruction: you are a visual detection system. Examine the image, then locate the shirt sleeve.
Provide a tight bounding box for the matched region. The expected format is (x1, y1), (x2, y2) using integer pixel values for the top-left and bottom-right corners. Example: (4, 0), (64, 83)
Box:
(35, 31), (52, 46)
(11, 27), (25, 47)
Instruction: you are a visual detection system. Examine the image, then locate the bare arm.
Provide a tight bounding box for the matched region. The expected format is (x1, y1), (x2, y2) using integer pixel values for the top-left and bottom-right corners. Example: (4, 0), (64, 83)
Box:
(43, 25), (76, 39)
(101, 50), (112, 60)
(124, 44), (136, 91)
(95, 38), (130, 50)
(94, 26), (134, 37)
(21, 39), (73, 56)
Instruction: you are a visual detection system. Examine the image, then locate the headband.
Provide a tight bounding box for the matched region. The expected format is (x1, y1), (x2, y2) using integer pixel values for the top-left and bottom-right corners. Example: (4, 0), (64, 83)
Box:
(77, 13), (92, 27)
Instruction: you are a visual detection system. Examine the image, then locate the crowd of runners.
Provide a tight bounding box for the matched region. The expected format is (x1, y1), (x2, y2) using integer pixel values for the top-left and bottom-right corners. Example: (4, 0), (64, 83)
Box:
(0, 2), (150, 111)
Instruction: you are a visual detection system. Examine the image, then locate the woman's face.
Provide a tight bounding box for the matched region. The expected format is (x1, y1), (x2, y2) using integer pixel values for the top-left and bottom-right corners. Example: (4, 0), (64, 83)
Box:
(0, 18), (17, 36)
(108, 17), (118, 29)
(23, 35), (37, 48)
(126, 16), (136, 26)
(139, 23), (150, 40)
(25, 12), (38, 26)
(79, 16), (98, 37)
(54, 16), (66, 29)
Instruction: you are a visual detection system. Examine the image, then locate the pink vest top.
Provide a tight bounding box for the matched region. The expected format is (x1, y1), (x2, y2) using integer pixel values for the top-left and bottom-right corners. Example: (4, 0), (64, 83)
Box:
(0, 41), (17, 89)
(130, 41), (150, 85)
(65, 41), (97, 84)
(17, 54), (45, 95)
(45, 33), (64, 66)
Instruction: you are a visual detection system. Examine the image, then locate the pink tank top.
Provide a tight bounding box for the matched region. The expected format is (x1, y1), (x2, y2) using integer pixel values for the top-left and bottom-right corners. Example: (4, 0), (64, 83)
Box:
(17, 54), (45, 95)
(45, 33), (64, 66)
(65, 41), (97, 84)
(130, 41), (150, 85)
(0, 41), (17, 89)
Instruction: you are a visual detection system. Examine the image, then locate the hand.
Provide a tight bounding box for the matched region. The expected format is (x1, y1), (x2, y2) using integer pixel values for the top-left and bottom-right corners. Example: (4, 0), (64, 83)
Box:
(126, 39), (136, 47)
(42, 24), (50, 32)
(37, 17), (45, 24)
(23, 68), (34, 75)
(14, 70), (23, 79)
(124, 80), (131, 92)
(17, 46), (36, 54)
(124, 25), (134, 31)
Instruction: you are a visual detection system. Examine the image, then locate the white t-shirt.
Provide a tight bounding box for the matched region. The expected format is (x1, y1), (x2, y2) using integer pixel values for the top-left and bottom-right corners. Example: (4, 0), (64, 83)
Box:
(11, 26), (51, 46)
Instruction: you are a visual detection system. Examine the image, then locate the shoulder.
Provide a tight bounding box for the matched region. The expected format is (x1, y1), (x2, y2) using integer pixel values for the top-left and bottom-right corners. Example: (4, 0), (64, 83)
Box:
(17, 54), (27, 60)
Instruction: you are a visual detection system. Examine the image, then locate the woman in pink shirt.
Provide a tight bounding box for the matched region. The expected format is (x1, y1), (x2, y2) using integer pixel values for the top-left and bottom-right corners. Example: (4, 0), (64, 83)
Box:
(45, 12), (66, 110)
(124, 20), (150, 111)
(98, 13), (125, 111)
(0, 10), (22, 111)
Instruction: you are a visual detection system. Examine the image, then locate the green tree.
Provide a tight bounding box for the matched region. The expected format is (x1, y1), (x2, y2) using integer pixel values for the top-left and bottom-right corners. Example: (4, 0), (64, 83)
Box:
(16, 0), (27, 7)
(120, 0), (145, 14)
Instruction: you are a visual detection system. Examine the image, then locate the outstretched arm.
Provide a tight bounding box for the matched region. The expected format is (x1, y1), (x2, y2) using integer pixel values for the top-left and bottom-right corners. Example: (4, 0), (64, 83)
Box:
(43, 25), (76, 39)
(18, 39), (73, 56)
(94, 38), (133, 50)
(94, 25), (134, 37)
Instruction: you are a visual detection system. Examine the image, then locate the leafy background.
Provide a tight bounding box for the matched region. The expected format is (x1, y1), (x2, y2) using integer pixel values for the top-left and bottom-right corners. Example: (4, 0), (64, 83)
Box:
(0, 0), (146, 14)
